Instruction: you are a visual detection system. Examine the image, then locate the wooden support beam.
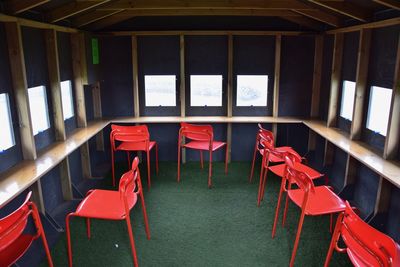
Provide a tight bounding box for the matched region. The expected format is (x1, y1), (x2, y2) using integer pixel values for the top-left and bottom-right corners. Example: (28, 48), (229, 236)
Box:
(374, 177), (392, 215)
(132, 35), (140, 117)
(45, 29), (66, 142)
(227, 35), (233, 118)
(344, 154), (358, 186)
(180, 35), (185, 117)
(102, 30), (310, 36)
(292, 9), (342, 27)
(272, 35), (282, 138)
(47, 0), (112, 23)
(384, 33), (400, 159)
(92, 82), (104, 151)
(308, 35), (323, 151)
(80, 142), (92, 178)
(5, 22), (36, 160)
(323, 140), (335, 166)
(373, 0), (400, 11)
(6, 0), (50, 14)
(308, 0), (370, 22)
(72, 9), (125, 27)
(71, 33), (88, 128)
(350, 29), (371, 140)
(280, 15), (323, 31)
(59, 158), (73, 200)
(30, 180), (45, 214)
(326, 17), (400, 34)
(327, 33), (344, 128)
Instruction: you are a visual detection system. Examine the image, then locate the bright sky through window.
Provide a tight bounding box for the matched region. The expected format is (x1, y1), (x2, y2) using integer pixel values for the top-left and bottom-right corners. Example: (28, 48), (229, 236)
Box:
(28, 86), (50, 135)
(190, 75), (222, 106)
(236, 75), (268, 106)
(145, 75), (176, 106)
(366, 86), (392, 136)
(61, 80), (74, 120)
(0, 93), (15, 151)
(340, 80), (356, 121)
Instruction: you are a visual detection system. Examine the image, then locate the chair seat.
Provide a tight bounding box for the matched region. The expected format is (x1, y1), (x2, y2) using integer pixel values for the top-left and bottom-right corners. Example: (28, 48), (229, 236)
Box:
(75, 190), (138, 220)
(0, 234), (34, 266)
(268, 163), (323, 179)
(116, 141), (156, 152)
(183, 141), (226, 151)
(259, 146), (295, 163)
(288, 186), (345, 216)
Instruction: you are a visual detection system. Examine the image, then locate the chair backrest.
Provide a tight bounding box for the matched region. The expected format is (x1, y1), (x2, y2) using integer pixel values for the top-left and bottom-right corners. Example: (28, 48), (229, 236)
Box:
(283, 154), (315, 194)
(110, 124), (150, 149)
(260, 137), (302, 166)
(339, 201), (400, 267)
(257, 123), (274, 145)
(0, 192), (34, 252)
(119, 157), (142, 210)
(179, 122), (213, 142)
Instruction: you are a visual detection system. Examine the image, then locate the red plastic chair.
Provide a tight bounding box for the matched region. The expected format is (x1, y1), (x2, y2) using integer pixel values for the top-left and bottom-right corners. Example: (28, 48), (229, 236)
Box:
(177, 122), (228, 188)
(249, 123), (296, 183)
(325, 201), (400, 267)
(272, 153), (346, 267)
(110, 124), (158, 188)
(66, 157), (150, 267)
(257, 137), (323, 207)
(0, 191), (53, 267)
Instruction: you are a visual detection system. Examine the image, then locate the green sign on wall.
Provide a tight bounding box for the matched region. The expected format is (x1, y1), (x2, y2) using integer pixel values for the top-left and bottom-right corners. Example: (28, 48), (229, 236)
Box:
(92, 38), (99, 65)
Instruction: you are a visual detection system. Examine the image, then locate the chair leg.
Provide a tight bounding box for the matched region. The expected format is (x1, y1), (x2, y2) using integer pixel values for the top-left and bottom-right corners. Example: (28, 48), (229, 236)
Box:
(86, 218), (91, 239)
(66, 213), (74, 267)
(257, 167), (265, 207)
(224, 144), (228, 174)
(147, 151), (151, 189)
(249, 142), (258, 182)
(200, 151), (204, 169)
(260, 166), (268, 202)
(111, 150), (116, 187)
(282, 182), (293, 228)
(289, 208), (307, 267)
(208, 150), (213, 188)
(125, 217), (139, 267)
(323, 213), (344, 267)
(34, 216), (54, 267)
(272, 179), (286, 238)
(177, 143), (181, 182)
(155, 143), (159, 174)
(139, 191), (151, 240)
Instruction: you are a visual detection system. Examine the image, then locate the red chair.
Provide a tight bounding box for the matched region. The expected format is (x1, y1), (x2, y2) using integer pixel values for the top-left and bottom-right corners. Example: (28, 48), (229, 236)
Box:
(0, 192), (53, 267)
(272, 153), (346, 267)
(249, 123), (296, 183)
(257, 138), (323, 207)
(66, 157), (150, 267)
(177, 122), (228, 188)
(325, 201), (400, 267)
(110, 124), (158, 188)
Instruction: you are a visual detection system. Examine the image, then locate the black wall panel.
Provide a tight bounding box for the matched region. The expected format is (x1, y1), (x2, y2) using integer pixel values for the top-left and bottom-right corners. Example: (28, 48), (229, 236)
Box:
(0, 23), (23, 174)
(100, 36), (134, 117)
(387, 186), (400, 242)
(41, 166), (64, 212)
(232, 36), (275, 116)
(231, 123), (262, 161)
(147, 123), (180, 161)
(185, 36), (228, 116)
(279, 36), (314, 117)
(341, 32), (359, 82)
(137, 36), (180, 116)
(276, 124), (309, 156)
(329, 147), (347, 191)
(353, 165), (380, 219)
(86, 34), (100, 85)
(319, 35), (333, 121)
(57, 32), (73, 81)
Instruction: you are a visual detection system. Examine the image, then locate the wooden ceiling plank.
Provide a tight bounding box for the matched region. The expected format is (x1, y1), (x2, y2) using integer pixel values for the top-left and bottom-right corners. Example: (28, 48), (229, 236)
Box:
(326, 17), (400, 34)
(308, 0), (370, 22)
(7, 0), (50, 14)
(72, 9), (125, 27)
(281, 15), (323, 31)
(47, 0), (112, 23)
(373, 0), (400, 10)
(89, 10), (134, 30)
(293, 9), (341, 27)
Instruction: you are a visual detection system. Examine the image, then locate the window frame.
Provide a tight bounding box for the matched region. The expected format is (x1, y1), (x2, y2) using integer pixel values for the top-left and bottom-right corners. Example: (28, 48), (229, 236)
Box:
(235, 75), (268, 107)
(0, 93), (16, 152)
(189, 75), (223, 107)
(144, 75), (177, 107)
(366, 85), (392, 136)
(339, 80), (356, 121)
(60, 80), (75, 120)
(28, 85), (51, 135)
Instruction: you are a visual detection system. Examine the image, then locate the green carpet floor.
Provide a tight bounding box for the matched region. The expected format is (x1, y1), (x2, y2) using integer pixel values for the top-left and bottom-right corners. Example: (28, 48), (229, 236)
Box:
(42, 162), (353, 266)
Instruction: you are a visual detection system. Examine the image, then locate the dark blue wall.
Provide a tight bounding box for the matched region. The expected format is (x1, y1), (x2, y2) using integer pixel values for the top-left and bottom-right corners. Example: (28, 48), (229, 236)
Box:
(319, 35), (333, 121)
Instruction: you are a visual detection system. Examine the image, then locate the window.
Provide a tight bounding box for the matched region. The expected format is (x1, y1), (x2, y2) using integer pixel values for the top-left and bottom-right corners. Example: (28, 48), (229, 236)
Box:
(340, 80), (356, 121)
(236, 75), (268, 106)
(28, 86), (50, 135)
(190, 75), (223, 106)
(144, 75), (176, 106)
(0, 93), (15, 151)
(366, 86), (392, 136)
(60, 80), (74, 120)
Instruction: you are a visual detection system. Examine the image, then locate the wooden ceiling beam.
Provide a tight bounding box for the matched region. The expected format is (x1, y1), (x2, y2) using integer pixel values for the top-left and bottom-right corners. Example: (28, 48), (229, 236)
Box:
(72, 9), (125, 27)
(46, 0), (112, 23)
(373, 0), (400, 10)
(293, 9), (341, 27)
(6, 0), (50, 14)
(307, 0), (370, 22)
(281, 15), (323, 31)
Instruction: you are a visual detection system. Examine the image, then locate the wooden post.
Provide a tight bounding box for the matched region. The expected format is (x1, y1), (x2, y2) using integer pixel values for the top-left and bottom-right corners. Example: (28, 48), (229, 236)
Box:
(30, 180), (45, 213)
(92, 81), (104, 151)
(272, 35), (282, 138)
(132, 35), (140, 117)
(4, 22), (36, 160)
(323, 141), (335, 166)
(180, 34), (185, 117)
(344, 155), (358, 186)
(350, 29), (371, 140)
(60, 158), (73, 200)
(374, 177), (392, 216)
(227, 35), (233, 162)
(308, 35), (324, 151)
(384, 33), (400, 159)
(327, 33), (344, 128)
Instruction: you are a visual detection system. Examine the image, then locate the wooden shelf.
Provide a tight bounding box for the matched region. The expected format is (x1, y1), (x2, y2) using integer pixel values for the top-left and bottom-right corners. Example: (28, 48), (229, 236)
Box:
(0, 120), (108, 208)
(304, 120), (400, 188)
